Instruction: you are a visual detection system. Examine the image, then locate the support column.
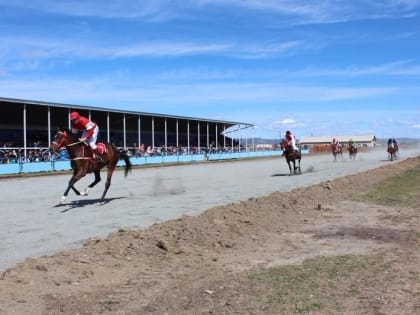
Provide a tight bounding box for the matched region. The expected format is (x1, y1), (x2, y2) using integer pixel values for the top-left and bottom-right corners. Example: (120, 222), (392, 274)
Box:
(107, 113), (110, 143)
(164, 118), (168, 149)
(187, 121), (190, 154)
(197, 121), (200, 152)
(23, 103), (27, 159)
(176, 119), (179, 148)
(152, 117), (155, 148)
(123, 114), (127, 150)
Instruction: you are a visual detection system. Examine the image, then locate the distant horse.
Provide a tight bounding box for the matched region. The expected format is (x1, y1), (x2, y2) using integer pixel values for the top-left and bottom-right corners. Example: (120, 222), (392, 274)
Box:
(387, 144), (398, 161)
(331, 144), (343, 161)
(348, 145), (358, 160)
(50, 127), (132, 204)
(280, 139), (302, 175)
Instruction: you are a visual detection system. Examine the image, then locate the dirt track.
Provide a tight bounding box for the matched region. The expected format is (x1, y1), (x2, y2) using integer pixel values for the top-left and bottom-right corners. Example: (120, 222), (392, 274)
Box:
(1, 145), (419, 271)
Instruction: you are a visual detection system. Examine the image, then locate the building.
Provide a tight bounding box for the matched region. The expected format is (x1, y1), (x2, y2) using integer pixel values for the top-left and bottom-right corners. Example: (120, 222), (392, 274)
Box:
(0, 97), (253, 157)
(300, 135), (377, 152)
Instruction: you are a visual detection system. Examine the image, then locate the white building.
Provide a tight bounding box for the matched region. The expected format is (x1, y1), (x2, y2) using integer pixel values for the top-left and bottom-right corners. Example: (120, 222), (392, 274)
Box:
(300, 135), (377, 148)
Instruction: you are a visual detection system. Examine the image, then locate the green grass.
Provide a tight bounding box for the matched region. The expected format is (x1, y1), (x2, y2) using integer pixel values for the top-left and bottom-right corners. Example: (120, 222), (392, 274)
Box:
(242, 254), (390, 314)
(359, 166), (420, 207)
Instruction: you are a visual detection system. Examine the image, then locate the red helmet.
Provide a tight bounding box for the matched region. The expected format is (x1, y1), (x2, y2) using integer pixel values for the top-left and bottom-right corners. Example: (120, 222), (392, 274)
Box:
(70, 111), (80, 120)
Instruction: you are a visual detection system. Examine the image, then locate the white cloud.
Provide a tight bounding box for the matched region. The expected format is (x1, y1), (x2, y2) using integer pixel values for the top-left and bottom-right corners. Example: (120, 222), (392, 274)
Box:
(0, 35), (308, 65)
(0, 77), (418, 109)
(280, 118), (296, 125)
(3, 0), (419, 24)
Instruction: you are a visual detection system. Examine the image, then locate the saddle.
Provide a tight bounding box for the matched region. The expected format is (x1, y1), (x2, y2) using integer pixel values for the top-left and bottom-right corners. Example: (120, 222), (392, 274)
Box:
(81, 142), (107, 160)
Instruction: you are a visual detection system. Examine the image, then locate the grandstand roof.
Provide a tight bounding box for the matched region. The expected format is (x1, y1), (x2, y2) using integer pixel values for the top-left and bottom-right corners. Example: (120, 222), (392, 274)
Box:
(0, 96), (252, 127)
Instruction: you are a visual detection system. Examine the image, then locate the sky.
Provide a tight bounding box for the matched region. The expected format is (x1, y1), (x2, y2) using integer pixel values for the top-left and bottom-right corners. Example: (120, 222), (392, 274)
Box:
(0, 0), (419, 140)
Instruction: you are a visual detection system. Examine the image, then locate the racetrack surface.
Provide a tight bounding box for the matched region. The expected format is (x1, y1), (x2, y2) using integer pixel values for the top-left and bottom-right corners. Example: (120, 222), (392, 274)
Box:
(1, 145), (419, 271)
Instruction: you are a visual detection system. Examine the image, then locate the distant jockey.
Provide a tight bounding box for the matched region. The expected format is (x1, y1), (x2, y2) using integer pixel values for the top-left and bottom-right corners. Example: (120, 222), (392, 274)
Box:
(332, 138), (341, 149)
(284, 130), (298, 151)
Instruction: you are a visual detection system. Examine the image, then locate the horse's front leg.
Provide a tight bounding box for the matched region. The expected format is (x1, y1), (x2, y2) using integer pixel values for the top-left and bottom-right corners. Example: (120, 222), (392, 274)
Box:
(60, 175), (82, 203)
(81, 170), (101, 196)
(60, 168), (86, 204)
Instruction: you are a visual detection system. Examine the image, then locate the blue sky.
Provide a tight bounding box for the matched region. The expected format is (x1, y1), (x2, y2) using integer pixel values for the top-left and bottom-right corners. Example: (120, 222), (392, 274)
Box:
(0, 0), (419, 140)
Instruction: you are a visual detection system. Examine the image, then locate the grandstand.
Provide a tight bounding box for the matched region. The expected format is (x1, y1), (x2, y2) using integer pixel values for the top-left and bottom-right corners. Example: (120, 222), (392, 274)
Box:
(0, 97), (253, 158)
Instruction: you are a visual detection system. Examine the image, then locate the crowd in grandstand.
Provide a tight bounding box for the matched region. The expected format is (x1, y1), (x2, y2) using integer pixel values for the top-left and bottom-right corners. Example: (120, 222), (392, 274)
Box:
(0, 148), (64, 164)
(0, 141), (279, 164)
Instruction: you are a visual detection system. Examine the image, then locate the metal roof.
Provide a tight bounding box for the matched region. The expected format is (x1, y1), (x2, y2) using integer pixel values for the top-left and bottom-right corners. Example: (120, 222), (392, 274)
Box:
(0, 96), (253, 127)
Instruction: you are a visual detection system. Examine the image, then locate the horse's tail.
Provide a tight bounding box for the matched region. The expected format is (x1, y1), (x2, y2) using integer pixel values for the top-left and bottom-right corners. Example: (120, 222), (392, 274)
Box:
(119, 150), (132, 177)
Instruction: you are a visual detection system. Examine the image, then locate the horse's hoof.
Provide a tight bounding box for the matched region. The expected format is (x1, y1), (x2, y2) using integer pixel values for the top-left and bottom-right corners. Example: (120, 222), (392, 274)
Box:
(60, 196), (66, 204)
(81, 191), (88, 196)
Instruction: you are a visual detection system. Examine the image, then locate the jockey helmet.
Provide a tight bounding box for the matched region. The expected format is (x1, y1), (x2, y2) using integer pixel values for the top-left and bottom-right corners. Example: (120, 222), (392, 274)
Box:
(286, 130), (291, 135)
(70, 111), (80, 120)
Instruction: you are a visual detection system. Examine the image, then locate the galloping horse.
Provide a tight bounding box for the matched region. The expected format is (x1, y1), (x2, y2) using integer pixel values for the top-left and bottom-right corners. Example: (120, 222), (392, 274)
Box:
(280, 139), (302, 175)
(348, 145), (357, 160)
(331, 144), (343, 161)
(387, 143), (398, 161)
(50, 127), (132, 204)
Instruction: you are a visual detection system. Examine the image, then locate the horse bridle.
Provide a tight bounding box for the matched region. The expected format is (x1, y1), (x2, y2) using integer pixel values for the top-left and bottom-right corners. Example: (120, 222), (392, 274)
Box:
(52, 131), (84, 149)
(51, 131), (68, 149)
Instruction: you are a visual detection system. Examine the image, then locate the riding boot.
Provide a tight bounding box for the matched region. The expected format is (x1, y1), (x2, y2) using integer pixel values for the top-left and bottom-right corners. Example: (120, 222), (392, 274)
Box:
(94, 148), (104, 162)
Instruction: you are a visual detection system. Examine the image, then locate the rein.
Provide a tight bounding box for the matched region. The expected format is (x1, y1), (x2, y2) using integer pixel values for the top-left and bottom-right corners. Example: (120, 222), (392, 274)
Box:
(67, 141), (83, 147)
(52, 130), (91, 161)
(71, 157), (92, 161)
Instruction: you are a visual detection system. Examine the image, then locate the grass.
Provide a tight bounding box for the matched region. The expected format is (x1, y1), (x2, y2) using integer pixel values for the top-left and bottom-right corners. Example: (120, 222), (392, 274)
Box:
(242, 254), (390, 314)
(359, 166), (420, 208)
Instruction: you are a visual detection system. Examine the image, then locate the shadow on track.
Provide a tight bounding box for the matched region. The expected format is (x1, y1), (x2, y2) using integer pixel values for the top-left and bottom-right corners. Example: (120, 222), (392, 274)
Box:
(54, 196), (127, 213)
(272, 173), (295, 177)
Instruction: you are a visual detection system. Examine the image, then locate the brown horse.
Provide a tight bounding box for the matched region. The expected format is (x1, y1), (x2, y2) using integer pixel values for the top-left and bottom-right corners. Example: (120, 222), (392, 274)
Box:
(387, 144), (398, 161)
(348, 145), (357, 160)
(50, 127), (132, 204)
(280, 139), (302, 175)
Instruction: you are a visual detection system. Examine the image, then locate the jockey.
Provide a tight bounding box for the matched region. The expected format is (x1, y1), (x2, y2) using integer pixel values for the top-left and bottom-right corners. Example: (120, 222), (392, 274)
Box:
(69, 111), (102, 160)
(284, 130), (298, 151)
(331, 138), (341, 149)
(387, 138), (393, 148)
(348, 138), (355, 148)
(392, 138), (399, 151)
